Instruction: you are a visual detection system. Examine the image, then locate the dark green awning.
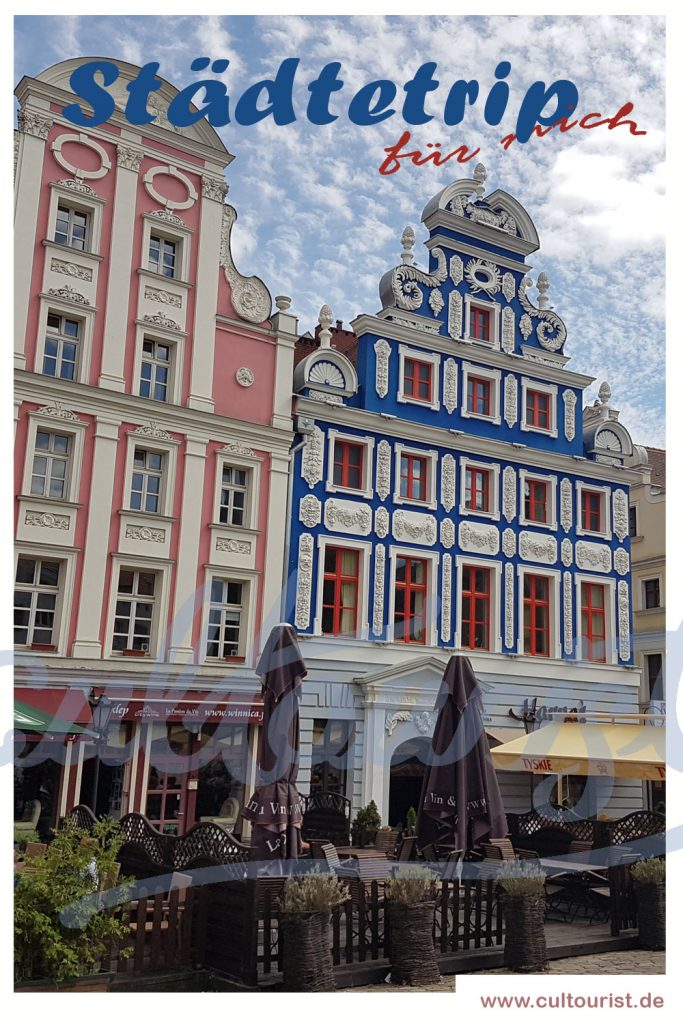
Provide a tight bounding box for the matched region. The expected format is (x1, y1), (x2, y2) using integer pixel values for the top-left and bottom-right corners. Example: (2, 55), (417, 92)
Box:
(14, 699), (96, 737)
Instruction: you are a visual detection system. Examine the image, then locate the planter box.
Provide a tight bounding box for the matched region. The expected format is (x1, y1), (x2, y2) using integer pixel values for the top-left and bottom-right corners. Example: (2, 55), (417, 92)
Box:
(15, 972), (115, 993)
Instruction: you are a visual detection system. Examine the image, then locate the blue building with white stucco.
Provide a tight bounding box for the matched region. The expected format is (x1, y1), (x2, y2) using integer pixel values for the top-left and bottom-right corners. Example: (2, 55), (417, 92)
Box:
(283, 165), (645, 827)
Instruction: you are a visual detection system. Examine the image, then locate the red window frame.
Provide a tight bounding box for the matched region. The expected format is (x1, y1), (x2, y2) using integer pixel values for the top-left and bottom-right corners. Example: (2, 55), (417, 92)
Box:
(403, 358), (433, 403)
(523, 574), (550, 657)
(467, 375), (492, 417)
(400, 453), (428, 502)
(470, 306), (491, 341)
(461, 566), (491, 650)
(321, 547), (359, 637)
(333, 440), (364, 490)
(581, 489), (603, 533)
(526, 389), (551, 430)
(394, 557), (428, 644)
(525, 479), (548, 523)
(581, 582), (606, 663)
(465, 466), (491, 512)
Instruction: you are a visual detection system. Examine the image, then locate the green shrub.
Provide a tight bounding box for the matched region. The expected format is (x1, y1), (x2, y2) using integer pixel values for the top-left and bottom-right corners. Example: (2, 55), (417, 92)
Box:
(405, 807), (417, 835)
(14, 829), (40, 850)
(631, 857), (665, 885)
(14, 816), (133, 983)
(385, 866), (438, 905)
(496, 859), (546, 896)
(351, 800), (382, 844)
(281, 867), (350, 912)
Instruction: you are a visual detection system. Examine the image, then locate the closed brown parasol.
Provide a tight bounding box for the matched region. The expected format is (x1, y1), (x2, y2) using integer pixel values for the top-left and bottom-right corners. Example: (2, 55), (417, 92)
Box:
(417, 655), (507, 852)
(241, 624), (307, 870)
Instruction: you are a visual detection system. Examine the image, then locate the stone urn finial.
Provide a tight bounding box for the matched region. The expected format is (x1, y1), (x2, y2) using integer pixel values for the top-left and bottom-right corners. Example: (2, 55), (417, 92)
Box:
(318, 304), (333, 348)
(473, 162), (487, 200)
(536, 272), (550, 309)
(598, 381), (612, 405)
(401, 226), (415, 265)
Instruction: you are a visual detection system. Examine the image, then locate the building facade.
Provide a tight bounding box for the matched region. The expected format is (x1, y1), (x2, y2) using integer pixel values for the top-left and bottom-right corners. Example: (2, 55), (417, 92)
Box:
(285, 167), (645, 827)
(627, 446), (666, 811)
(14, 59), (298, 836)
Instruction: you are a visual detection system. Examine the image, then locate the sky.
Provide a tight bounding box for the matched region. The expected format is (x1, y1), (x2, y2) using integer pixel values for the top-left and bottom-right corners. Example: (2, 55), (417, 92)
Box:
(14, 13), (666, 447)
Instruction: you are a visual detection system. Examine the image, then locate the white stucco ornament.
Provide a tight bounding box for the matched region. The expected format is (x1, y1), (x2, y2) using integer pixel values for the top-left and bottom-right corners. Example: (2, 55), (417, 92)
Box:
(235, 367), (255, 388)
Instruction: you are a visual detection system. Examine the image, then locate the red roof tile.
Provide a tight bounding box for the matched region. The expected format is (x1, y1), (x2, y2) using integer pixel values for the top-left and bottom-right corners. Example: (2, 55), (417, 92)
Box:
(295, 322), (358, 367)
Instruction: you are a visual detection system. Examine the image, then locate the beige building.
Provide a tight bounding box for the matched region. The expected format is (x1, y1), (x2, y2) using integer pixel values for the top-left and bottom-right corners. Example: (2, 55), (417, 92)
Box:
(627, 446), (665, 811)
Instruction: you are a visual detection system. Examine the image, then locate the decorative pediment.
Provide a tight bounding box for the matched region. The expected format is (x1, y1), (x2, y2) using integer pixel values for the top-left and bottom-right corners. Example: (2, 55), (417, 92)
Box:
(293, 349), (358, 398)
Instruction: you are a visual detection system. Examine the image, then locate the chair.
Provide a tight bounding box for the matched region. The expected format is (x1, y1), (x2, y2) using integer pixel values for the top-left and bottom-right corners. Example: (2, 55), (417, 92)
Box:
(485, 838), (538, 860)
(395, 836), (417, 862)
(199, 797), (239, 830)
(374, 827), (399, 858)
(14, 800), (41, 834)
(302, 792), (352, 846)
(441, 850), (464, 882)
(420, 843), (440, 867)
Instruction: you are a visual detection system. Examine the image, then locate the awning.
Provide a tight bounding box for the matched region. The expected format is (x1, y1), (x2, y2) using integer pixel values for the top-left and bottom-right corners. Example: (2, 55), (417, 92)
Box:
(486, 727), (526, 746)
(490, 721), (666, 781)
(14, 699), (96, 737)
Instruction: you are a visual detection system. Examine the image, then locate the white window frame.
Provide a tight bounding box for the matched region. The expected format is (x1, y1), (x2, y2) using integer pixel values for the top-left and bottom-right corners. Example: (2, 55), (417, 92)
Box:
(387, 545), (439, 648)
(641, 575), (663, 612)
(516, 565), (562, 660)
(459, 457), (501, 521)
(13, 547), (78, 656)
(520, 379), (558, 438)
(313, 535), (372, 641)
(212, 447), (262, 531)
(455, 555), (503, 653)
(393, 443), (438, 510)
(463, 294), (501, 349)
(201, 566), (259, 665)
(34, 297), (96, 386)
(21, 410), (86, 505)
(133, 330), (182, 406)
(130, 448), (165, 515)
(141, 213), (192, 283)
(123, 430), (179, 519)
(326, 429), (375, 499)
(47, 182), (105, 256)
(104, 556), (172, 661)
(111, 567), (159, 655)
(461, 362), (501, 425)
(574, 573), (617, 665)
(29, 428), (72, 501)
(397, 345), (441, 411)
(519, 469), (558, 531)
(575, 481), (612, 539)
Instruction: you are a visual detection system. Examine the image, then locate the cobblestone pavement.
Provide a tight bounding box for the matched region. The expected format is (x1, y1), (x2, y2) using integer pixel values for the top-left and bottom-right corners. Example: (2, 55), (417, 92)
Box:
(337, 950), (665, 991)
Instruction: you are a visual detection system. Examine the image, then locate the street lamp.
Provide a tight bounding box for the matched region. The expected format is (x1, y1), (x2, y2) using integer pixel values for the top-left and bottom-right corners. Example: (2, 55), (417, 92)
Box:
(87, 689), (113, 815)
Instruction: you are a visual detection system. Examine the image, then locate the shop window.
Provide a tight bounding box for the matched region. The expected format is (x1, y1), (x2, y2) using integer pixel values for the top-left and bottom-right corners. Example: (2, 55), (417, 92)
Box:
(321, 547), (359, 636)
(310, 719), (354, 795)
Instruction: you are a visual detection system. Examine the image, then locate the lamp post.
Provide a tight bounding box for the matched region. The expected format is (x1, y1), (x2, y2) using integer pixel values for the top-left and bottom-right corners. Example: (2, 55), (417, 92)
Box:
(88, 690), (113, 815)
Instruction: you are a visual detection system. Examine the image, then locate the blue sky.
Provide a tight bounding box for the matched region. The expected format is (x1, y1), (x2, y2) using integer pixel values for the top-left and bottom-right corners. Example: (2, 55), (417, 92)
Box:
(14, 14), (665, 446)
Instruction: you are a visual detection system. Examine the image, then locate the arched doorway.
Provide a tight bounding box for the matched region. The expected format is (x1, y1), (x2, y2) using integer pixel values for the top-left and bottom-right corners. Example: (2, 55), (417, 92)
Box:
(388, 736), (431, 829)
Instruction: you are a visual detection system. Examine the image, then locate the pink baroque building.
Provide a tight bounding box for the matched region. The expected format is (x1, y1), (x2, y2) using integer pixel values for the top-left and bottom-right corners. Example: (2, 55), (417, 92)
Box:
(13, 59), (298, 836)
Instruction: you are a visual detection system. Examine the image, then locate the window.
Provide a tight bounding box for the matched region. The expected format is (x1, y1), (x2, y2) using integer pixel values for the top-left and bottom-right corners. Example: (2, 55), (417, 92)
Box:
(333, 440), (364, 490)
(526, 389), (551, 430)
(462, 566), (490, 650)
(139, 340), (171, 402)
(310, 719), (354, 794)
(206, 579), (244, 658)
(525, 479), (548, 524)
(629, 506), (638, 538)
(402, 358), (433, 403)
(14, 557), (60, 647)
(467, 375), (491, 417)
(646, 653), (663, 697)
(523, 574), (550, 657)
(130, 448), (164, 513)
(644, 578), (661, 610)
(219, 466), (248, 526)
(112, 569), (156, 653)
(148, 235), (178, 278)
(30, 430), (70, 499)
(54, 203), (89, 250)
(321, 547), (359, 636)
(581, 489), (603, 533)
(42, 313), (80, 380)
(465, 466), (490, 513)
(470, 306), (491, 341)
(394, 557), (427, 644)
(581, 582), (606, 663)
(400, 453), (428, 502)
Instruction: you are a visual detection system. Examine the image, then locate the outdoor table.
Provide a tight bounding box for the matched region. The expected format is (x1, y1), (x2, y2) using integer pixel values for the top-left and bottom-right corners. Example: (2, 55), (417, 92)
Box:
(335, 847), (389, 860)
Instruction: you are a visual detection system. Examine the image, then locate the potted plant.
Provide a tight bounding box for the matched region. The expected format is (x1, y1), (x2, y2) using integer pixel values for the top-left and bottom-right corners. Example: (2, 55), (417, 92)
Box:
(279, 868), (349, 992)
(497, 860), (548, 973)
(404, 806), (417, 836)
(14, 828), (41, 854)
(385, 866), (441, 986)
(631, 857), (665, 950)
(14, 816), (133, 991)
(351, 800), (382, 848)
